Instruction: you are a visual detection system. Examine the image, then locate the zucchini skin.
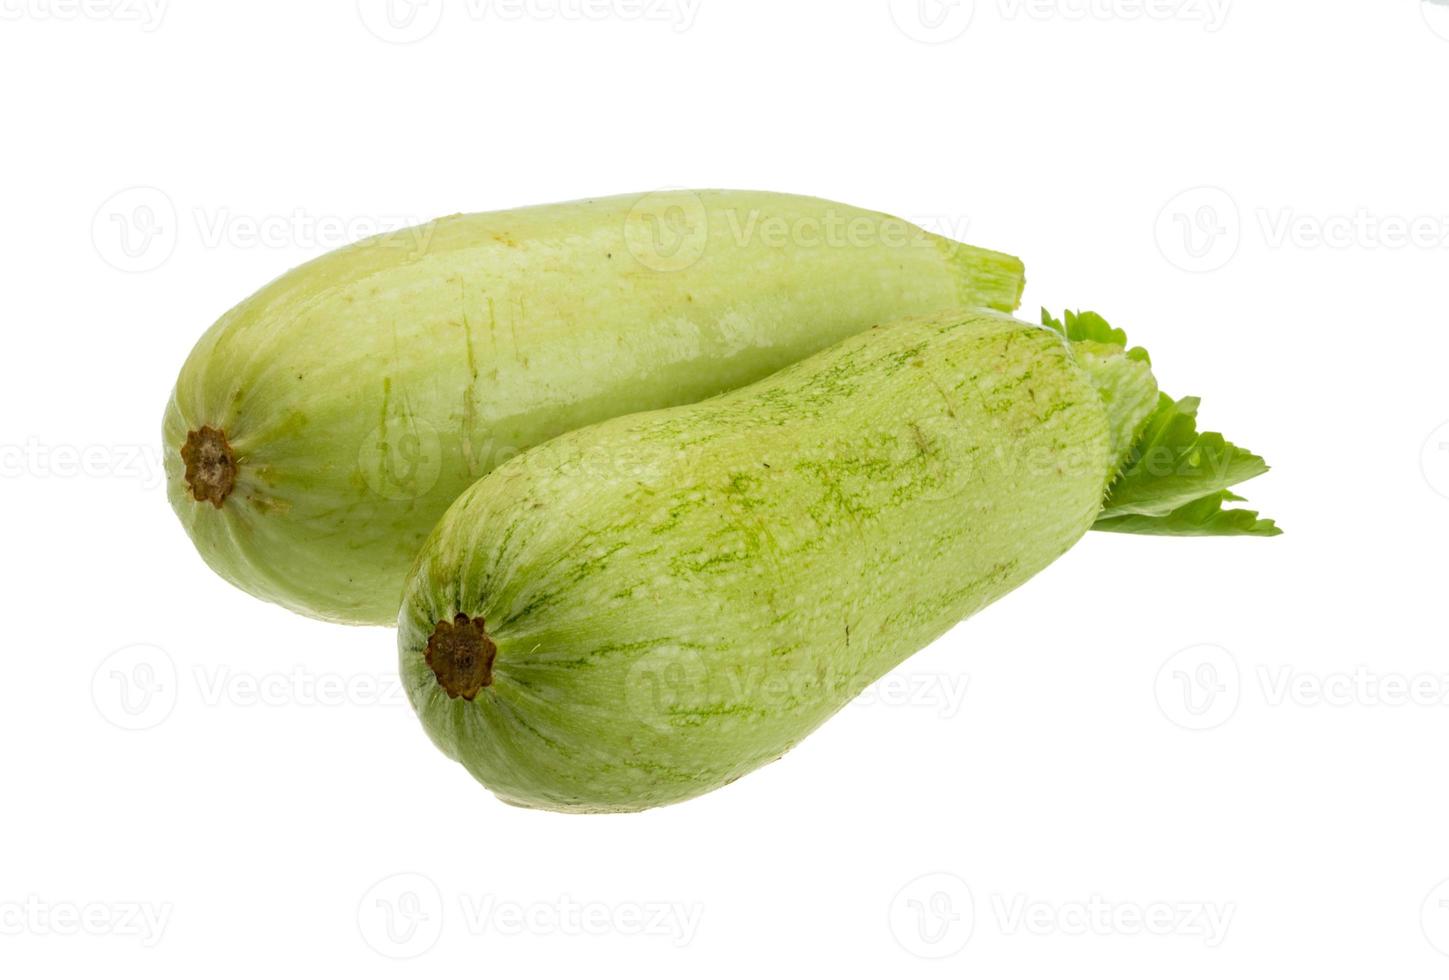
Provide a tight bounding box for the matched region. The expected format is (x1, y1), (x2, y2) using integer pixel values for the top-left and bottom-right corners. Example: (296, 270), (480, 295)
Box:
(163, 190), (1024, 624)
(400, 309), (1139, 813)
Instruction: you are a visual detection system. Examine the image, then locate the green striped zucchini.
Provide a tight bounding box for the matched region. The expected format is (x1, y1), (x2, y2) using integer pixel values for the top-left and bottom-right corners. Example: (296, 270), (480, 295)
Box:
(163, 190), (1024, 624)
(398, 307), (1277, 813)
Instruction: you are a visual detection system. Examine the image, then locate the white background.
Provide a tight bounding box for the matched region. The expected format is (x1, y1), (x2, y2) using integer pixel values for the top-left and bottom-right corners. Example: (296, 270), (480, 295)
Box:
(2, 0), (1447, 975)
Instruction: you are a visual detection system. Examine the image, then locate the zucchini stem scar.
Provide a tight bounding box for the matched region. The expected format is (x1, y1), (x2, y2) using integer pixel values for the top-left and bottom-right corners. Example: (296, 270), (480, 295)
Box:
(425, 614), (497, 700)
(181, 426), (237, 508)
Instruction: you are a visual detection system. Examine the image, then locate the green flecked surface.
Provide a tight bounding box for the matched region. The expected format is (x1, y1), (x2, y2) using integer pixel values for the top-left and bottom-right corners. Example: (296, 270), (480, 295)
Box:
(400, 309), (1155, 813)
(163, 190), (1025, 624)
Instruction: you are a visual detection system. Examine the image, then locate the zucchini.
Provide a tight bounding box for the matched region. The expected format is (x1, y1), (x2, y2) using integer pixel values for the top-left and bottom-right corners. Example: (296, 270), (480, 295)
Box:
(163, 190), (1025, 624)
(398, 308), (1277, 813)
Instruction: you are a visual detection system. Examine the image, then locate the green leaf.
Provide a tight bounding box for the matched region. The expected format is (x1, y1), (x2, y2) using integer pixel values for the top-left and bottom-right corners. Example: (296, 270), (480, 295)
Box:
(1041, 308), (1150, 363)
(1091, 392), (1280, 536)
(1093, 492), (1282, 537)
(1098, 392), (1271, 521)
(1041, 309), (1281, 538)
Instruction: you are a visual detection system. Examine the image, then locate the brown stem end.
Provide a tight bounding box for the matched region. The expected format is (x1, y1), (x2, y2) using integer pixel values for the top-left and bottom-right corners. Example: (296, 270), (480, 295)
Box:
(181, 426), (237, 508)
(425, 614), (497, 700)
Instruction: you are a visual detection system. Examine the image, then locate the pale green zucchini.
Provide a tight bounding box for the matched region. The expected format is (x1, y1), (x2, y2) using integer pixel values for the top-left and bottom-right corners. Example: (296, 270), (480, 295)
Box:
(398, 308), (1277, 813)
(163, 190), (1024, 624)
